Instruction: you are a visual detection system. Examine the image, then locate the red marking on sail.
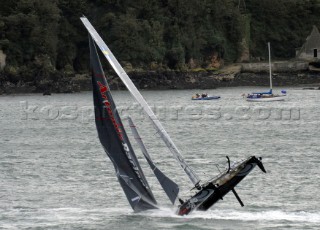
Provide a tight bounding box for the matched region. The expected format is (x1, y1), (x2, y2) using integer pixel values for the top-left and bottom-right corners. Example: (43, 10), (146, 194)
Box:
(97, 81), (123, 140)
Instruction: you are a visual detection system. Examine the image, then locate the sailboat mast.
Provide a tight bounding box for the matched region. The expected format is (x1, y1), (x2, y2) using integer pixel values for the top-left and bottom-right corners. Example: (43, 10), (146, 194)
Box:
(81, 17), (200, 187)
(268, 42), (273, 93)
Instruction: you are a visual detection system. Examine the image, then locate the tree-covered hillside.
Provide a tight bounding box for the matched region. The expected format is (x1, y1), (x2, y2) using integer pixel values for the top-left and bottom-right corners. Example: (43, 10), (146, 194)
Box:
(0, 0), (320, 85)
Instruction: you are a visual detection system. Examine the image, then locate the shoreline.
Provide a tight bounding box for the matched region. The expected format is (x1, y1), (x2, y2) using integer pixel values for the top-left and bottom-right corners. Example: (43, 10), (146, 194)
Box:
(0, 73), (320, 96)
(1, 62), (320, 95)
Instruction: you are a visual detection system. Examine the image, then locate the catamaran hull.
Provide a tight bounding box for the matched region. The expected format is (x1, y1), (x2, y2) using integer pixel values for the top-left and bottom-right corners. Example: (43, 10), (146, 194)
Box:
(246, 96), (286, 102)
(177, 156), (265, 216)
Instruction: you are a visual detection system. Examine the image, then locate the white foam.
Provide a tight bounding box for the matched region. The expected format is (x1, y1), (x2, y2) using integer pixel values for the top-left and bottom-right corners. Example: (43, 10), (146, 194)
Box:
(137, 208), (320, 223)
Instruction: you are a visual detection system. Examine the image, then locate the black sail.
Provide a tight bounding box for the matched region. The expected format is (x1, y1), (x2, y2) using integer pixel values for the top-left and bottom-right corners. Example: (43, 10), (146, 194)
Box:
(89, 35), (157, 211)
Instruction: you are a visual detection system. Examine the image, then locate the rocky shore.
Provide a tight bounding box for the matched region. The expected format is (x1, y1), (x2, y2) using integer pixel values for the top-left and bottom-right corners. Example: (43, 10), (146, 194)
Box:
(1, 62), (320, 95)
(100, 70), (320, 90)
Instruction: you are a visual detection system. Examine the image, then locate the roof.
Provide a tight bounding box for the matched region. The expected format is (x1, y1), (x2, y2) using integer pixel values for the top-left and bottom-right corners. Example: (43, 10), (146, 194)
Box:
(296, 25), (320, 58)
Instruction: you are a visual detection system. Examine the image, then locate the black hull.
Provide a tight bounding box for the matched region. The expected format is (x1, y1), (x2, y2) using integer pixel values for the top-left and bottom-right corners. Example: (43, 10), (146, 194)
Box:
(177, 156), (265, 215)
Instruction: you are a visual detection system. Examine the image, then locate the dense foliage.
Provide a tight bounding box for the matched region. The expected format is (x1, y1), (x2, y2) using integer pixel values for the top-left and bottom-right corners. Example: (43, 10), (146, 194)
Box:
(0, 0), (320, 84)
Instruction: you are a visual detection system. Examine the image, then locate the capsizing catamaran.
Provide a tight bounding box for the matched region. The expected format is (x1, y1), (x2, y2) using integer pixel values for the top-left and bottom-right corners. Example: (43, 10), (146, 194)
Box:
(81, 16), (266, 215)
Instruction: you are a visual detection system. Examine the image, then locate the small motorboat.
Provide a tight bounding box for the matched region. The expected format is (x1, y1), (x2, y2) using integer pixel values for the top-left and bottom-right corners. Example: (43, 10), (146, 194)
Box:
(192, 93), (220, 100)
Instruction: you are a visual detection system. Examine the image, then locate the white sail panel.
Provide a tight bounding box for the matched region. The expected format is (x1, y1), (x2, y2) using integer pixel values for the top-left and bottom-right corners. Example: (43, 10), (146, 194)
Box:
(80, 17), (200, 186)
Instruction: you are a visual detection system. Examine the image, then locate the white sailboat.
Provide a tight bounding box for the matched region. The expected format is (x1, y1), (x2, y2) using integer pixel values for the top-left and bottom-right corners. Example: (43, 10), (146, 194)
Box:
(246, 42), (286, 102)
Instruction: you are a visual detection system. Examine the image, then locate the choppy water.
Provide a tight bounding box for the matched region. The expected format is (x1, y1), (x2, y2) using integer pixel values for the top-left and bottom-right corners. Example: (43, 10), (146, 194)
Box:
(1, 87), (319, 229)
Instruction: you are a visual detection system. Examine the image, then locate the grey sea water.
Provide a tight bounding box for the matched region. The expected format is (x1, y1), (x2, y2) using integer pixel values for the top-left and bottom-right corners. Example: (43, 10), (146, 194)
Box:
(0, 87), (319, 229)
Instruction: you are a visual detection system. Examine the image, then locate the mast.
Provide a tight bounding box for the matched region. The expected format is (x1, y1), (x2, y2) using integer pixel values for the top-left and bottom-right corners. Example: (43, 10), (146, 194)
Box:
(268, 42), (273, 94)
(81, 17), (200, 187)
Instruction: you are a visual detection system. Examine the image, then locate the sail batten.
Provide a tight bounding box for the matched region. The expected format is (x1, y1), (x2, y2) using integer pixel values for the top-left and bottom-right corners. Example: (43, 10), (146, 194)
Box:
(81, 16), (200, 186)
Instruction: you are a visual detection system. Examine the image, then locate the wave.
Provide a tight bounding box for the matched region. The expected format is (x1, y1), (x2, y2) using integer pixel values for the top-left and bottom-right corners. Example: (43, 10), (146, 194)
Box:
(140, 207), (320, 223)
(2, 207), (319, 230)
